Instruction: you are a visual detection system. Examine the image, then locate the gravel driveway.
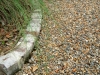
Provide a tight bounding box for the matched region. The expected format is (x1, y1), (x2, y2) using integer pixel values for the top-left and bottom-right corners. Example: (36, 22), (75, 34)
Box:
(16, 0), (100, 75)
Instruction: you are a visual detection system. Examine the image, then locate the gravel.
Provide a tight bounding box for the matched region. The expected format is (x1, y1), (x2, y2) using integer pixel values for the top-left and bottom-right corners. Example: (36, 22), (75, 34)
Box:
(16, 0), (100, 75)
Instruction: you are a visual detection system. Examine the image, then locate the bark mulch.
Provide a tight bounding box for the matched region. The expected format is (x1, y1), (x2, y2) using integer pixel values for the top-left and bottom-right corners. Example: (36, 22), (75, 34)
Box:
(16, 0), (100, 75)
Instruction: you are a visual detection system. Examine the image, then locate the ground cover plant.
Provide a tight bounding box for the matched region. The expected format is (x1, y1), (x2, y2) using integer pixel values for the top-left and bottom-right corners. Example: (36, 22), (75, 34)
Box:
(0, 0), (43, 55)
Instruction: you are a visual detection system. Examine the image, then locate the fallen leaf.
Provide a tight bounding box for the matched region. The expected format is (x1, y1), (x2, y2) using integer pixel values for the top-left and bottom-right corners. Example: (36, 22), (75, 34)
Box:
(3, 38), (8, 41)
(6, 34), (11, 38)
(63, 62), (68, 68)
(55, 69), (59, 73)
(72, 68), (77, 72)
(12, 29), (18, 32)
(83, 48), (90, 54)
(5, 32), (12, 38)
(32, 65), (38, 72)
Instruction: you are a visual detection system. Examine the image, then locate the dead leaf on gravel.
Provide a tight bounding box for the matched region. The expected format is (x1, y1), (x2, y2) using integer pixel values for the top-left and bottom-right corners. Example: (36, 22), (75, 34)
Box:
(54, 47), (60, 50)
(83, 48), (90, 54)
(72, 68), (77, 72)
(32, 65), (38, 72)
(63, 62), (69, 68)
(55, 69), (59, 73)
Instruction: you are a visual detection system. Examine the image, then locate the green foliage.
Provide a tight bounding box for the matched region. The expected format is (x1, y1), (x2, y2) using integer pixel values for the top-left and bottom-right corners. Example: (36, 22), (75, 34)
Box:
(0, 0), (48, 46)
(38, 0), (49, 17)
(0, 0), (36, 38)
(0, 0), (29, 23)
(0, 0), (48, 32)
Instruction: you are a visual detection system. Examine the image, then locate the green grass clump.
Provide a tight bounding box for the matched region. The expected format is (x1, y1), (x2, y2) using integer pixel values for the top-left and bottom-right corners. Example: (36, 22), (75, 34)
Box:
(0, 0), (35, 29)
